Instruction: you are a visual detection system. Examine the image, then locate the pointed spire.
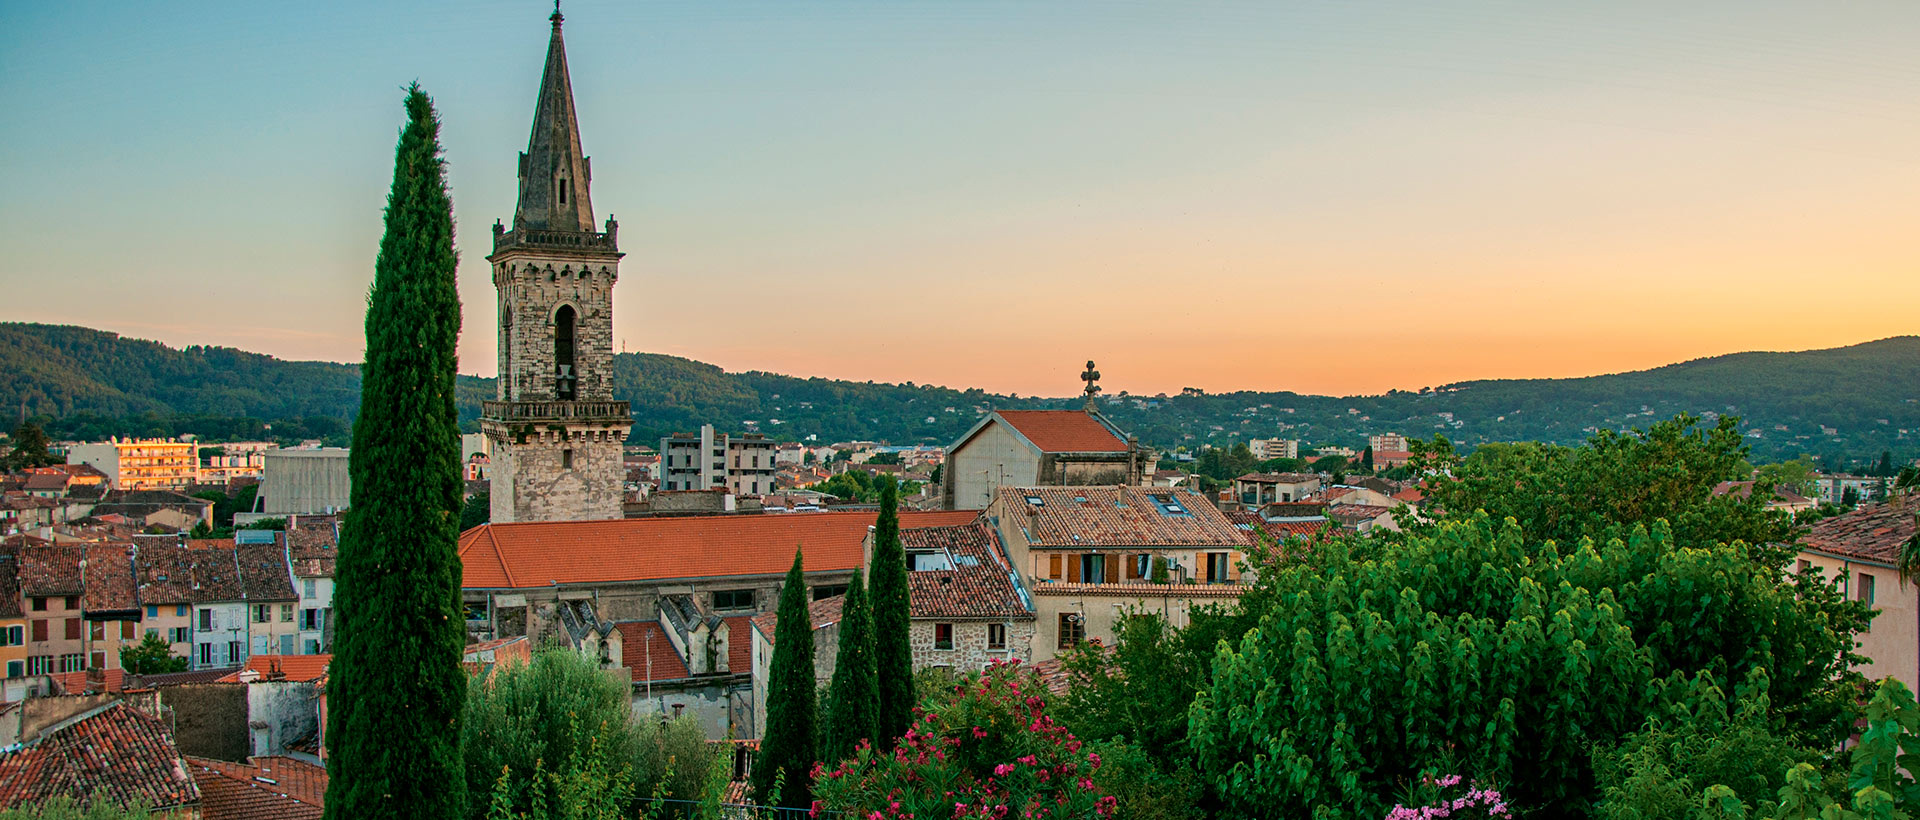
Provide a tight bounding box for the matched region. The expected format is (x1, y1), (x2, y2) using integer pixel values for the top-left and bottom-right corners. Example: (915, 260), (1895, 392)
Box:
(513, 4), (595, 233)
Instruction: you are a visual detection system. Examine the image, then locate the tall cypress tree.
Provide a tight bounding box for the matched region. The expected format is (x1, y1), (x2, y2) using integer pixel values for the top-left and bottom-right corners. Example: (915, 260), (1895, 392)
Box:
(819, 570), (877, 764)
(868, 475), (914, 743)
(323, 85), (467, 820)
(755, 548), (817, 808)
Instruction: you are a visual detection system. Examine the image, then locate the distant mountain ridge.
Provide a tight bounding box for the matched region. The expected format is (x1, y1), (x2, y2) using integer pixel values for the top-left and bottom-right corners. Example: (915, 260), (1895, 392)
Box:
(1, 322), (1914, 463)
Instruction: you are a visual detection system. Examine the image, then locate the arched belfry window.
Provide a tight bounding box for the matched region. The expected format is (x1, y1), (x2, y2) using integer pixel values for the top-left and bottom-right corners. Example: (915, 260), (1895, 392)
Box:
(555, 305), (577, 400)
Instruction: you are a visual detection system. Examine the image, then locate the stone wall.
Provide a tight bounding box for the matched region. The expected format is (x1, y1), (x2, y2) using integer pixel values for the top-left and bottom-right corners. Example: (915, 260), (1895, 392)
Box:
(163, 683), (249, 762)
(487, 425), (627, 523)
(493, 253), (620, 403)
(246, 680), (319, 758)
(908, 619), (1036, 674)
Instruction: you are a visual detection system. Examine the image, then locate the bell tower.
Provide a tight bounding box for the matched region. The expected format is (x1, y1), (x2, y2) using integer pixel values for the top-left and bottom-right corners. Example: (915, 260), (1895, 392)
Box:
(481, 5), (632, 523)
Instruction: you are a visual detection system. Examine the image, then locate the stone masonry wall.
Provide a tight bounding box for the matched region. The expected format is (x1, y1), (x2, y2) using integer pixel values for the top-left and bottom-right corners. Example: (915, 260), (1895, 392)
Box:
(487, 425), (626, 523)
(909, 619), (1036, 674)
(493, 252), (620, 403)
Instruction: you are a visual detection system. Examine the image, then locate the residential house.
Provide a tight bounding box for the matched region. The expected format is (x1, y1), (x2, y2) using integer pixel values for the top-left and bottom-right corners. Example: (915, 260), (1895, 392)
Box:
(1327, 504), (1400, 533)
(943, 409), (1152, 511)
(236, 537), (299, 657)
(748, 596), (845, 739)
(187, 544), (250, 670)
(0, 700), (201, 814)
(901, 518), (1035, 672)
(1796, 495), (1919, 693)
(287, 526), (336, 656)
(984, 486), (1252, 662)
(88, 489), (214, 532)
(18, 546), (86, 675)
(134, 536), (199, 666)
(0, 548), (24, 678)
(217, 655), (328, 759)
(81, 544), (142, 672)
(1712, 481), (1819, 515)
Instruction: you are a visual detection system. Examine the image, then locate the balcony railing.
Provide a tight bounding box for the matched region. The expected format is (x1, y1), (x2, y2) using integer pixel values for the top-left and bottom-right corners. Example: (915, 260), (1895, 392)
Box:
(491, 224), (619, 254)
(482, 400), (631, 423)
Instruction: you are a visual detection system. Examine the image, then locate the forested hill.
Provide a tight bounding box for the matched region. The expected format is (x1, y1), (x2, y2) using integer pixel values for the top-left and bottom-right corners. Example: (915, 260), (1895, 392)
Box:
(3, 322), (1915, 463)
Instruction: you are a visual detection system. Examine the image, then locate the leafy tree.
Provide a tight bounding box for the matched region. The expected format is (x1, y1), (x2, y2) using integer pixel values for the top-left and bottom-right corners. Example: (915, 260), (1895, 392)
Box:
(1056, 613), (1202, 768)
(1257, 457), (1305, 474)
(1682, 679), (1920, 818)
(1877, 450), (1895, 477)
(865, 451), (902, 466)
(239, 517), (286, 531)
(1843, 487), (1861, 508)
(820, 570), (878, 764)
(7, 421), (56, 470)
(187, 520), (215, 539)
(1314, 454), (1348, 475)
(324, 85), (467, 820)
(0, 797), (149, 819)
(1592, 669), (1816, 819)
(868, 475), (914, 744)
(119, 633), (188, 675)
(1187, 514), (1868, 818)
(1360, 445), (1374, 473)
(1085, 739), (1203, 820)
(927, 463), (942, 486)
(1754, 457), (1819, 498)
(460, 489), (489, 531)
(754, 548), (817, 808)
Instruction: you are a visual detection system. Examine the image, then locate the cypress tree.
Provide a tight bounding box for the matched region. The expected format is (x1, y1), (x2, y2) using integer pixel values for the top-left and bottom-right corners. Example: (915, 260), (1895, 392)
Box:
(755, 548), (818, 808)
(819, 570), (877, 763)
(323, 85), (467, 820)
(868, 475), (914, 743)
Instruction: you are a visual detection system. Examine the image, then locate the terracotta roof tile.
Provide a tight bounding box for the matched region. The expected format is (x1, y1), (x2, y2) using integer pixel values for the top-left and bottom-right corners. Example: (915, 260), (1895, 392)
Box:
(458, 510), (977, 590)
(750, 597), (846, 649)
(0, 701), (199, 811)
(615, 621), (692, 682)
(217, 655), (331, 683)
(17, 545), (84, 597)
(1003, 487), (1249, 548)
(83, 544), (139, 614)
(990, 411), (1128, 453)
(903, 520), (1030, 620)
(50, 668), (126, 695)
(187, 548), (246, 603)
(136, 540), (199, 605)
(1801, 495), (1919, 565)
(235, 544), (295, 602)
(189, 756), (326, 820)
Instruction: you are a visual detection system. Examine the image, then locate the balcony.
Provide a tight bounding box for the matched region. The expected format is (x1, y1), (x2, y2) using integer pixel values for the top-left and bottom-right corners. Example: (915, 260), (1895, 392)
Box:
(491, 222), (619, 255)
(481, 400), (631, 424)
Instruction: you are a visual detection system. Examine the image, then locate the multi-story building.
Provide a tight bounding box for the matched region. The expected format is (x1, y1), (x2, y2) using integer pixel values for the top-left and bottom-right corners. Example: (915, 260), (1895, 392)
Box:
(201, 441), (275, 482)
(1368, 433), (1409, 454)
(901, 518), (1035, 673)
(288, 525), (337, 656)
(1797, 495), (1919, 692)
(18, 546), (86, 675)
(0, 548), (25, 678)
(1233, 472), (1323, 506)
(1814, 474), (1883, 505)
(81, 544), (141, 672)
(238, 535), (299, 657)
(984, 485), (1252, 662)
(259, 448), (352, 517)
(659, 425), (779, 496)
(187, 547), (249, 669)
(1248, 438), (1300, 461)
(134, 537), (198, 663)
(66, 438), (199, 491)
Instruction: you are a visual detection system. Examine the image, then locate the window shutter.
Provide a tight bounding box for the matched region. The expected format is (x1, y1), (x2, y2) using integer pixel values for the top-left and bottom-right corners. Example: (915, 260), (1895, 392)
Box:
(1105, 555), (1120, 584)
(1068, 554), (1082, 583)
(1048, 554), (1062, 580)
(1126, 554), (1141, 580)
(32, 620), (47, 642)
(65, 618), (81, 640)
(1228, 551), (1242, 582)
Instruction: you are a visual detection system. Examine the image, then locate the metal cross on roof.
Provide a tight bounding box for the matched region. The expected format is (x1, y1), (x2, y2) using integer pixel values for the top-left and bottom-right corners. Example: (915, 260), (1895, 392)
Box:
(1081, 360), (1102, 410)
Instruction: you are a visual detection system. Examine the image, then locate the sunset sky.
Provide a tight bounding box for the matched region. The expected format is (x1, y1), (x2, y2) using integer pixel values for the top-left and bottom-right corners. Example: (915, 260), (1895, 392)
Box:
(2, 1), (1916, 398)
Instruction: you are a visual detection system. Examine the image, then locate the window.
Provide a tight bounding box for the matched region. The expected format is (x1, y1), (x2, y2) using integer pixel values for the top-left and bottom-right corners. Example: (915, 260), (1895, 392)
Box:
(987, 623), (1007, 651)
(557, 179), (567, 203)
(1057, 613), (1085, 650)
(1206, 552), (1231, 584)
(200, 609), (214, 631)
(1048, 554), (1062, 580)
(146, 628), (160, 640)
(230, 641), (244, 663)
(170, 627), (190, 644)
(89, 651), (105, 670)
(302, 609), (322, 631)
(1796, 559), (1812, 575)
(60, 654), (84, 673)
(1079, 554), (1107, 585)
(1150, 495), (1189, 516)
(812, 585), (848, 601)
(90, 621), (105, 641)
(562, 449), (574, 469)
(28, 656), (53, 675)
(554, 305), (576, 400)
(64, 618), (81, 641)
(31, 597), (46, 612)
(712, 589), (755, 610)
(121, 621), (134, 640)
(176, 604), (188, 617)
(199, 643), (213, 666)
(935, 623), (955, 650)
(146, 605), (158, 618)
(64, 596), (78, 610)
(5, 660), (21, 678)
(304, 579), (317, 598)
(1860, 573), (1877, 606)
(305, 639), (321, 655)
(281, 604), (294, 622)
(253, 605), (272, 624)
(32, 620), (48, 642)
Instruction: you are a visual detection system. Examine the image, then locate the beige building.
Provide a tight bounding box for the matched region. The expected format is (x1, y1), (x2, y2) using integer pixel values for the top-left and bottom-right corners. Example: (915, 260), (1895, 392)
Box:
(943, 410), (1150, 511)
(660, 425), (779, 496)
(1798, 495), (1919, 692)
(1249, 438), (1300, 461)
(1368, 433), (1408, 454)
(900, 518), (1036, 673)
(984, 486), (1251, 662)
(1234, 472), (1323, 506)
(66, 439), (199, 491)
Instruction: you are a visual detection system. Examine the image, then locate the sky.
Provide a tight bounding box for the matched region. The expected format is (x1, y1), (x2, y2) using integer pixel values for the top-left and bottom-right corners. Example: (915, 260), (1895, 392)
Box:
(2, 1), (1917, 398)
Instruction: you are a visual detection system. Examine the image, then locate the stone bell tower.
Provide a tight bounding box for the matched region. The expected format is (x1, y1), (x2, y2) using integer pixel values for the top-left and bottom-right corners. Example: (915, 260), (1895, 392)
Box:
(481, 5), (632, 523)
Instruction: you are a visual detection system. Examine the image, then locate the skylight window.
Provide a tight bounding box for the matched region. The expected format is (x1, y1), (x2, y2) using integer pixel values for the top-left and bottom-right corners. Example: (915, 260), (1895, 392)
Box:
(1025, 496), (1045, 506)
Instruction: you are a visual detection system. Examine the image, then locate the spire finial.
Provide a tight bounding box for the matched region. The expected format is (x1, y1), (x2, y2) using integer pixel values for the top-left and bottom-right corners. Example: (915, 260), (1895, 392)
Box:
(551, 0), (563, 27)
(1081, 360), (1102, 411)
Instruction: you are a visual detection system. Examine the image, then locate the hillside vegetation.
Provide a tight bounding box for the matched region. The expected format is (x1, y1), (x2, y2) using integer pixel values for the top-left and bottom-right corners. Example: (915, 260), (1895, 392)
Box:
(2, 322), (1914, 463)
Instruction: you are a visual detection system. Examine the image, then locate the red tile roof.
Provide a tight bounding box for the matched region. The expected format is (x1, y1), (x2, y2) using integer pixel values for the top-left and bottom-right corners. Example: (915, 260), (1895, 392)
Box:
(903, 520), (1030, 620)
(1800, 495), (1918, 565)
(750, 597), (846, 649)
(50, 668), (126, 694)
(189, 756), (326, 820)
(616, 621), (691, 682)
(990, 411), (1128, 453)
(723, 615), (753, 674)
(0, 701), (199, 811)
(458, 510), (978, 590)
(83, 544), (139, 614)
(217, 655), (331, 683)
(1001, 487), (1249, 548)
(17, 545), (84, 597)
(235, 544), (295, 602)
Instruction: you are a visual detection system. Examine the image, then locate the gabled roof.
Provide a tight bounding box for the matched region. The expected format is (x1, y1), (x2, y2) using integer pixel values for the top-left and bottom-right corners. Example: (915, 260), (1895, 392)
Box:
(0, 547), (21, 619)
(616, 621), (691, 682)
(458, 510), (977, 590)
(0, 701), (199, 811)
(189, 756), (326, 820)
(903, 519), (1030, 620)
(1800, 495), (1918, 565)
(17, 545), (84, 597)
(235, 544), (295, 602)
(82, 544), (139, 614)
(982, 410), (1128, 454)
(999, 486), (1249, 549)
(750, 597), (845, 649)
(137, 539), (198, 605)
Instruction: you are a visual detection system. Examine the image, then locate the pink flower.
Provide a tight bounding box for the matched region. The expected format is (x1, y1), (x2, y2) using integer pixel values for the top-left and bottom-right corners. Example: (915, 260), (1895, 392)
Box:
(994, 763), (1015, 777)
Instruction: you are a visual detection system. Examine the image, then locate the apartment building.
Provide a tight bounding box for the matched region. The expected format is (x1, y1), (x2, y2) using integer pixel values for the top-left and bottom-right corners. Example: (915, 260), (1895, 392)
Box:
(66, 438), (199, 491)
(1368, 433), (1409, 454)
(1248, 438), (1300, 461)
(659, 425), (779, 496)
(18, 546), (86, 675)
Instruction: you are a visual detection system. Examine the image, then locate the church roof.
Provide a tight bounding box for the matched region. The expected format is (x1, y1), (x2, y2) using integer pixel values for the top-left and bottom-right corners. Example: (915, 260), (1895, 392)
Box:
(950, 410), (1130, 456)
(512, 7), (597, 234)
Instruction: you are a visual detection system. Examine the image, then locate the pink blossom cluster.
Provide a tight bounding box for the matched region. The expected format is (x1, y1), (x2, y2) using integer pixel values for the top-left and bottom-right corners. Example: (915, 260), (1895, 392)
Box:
(1385, 775), (1511, 820)
(812, 660), (1115, 819)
